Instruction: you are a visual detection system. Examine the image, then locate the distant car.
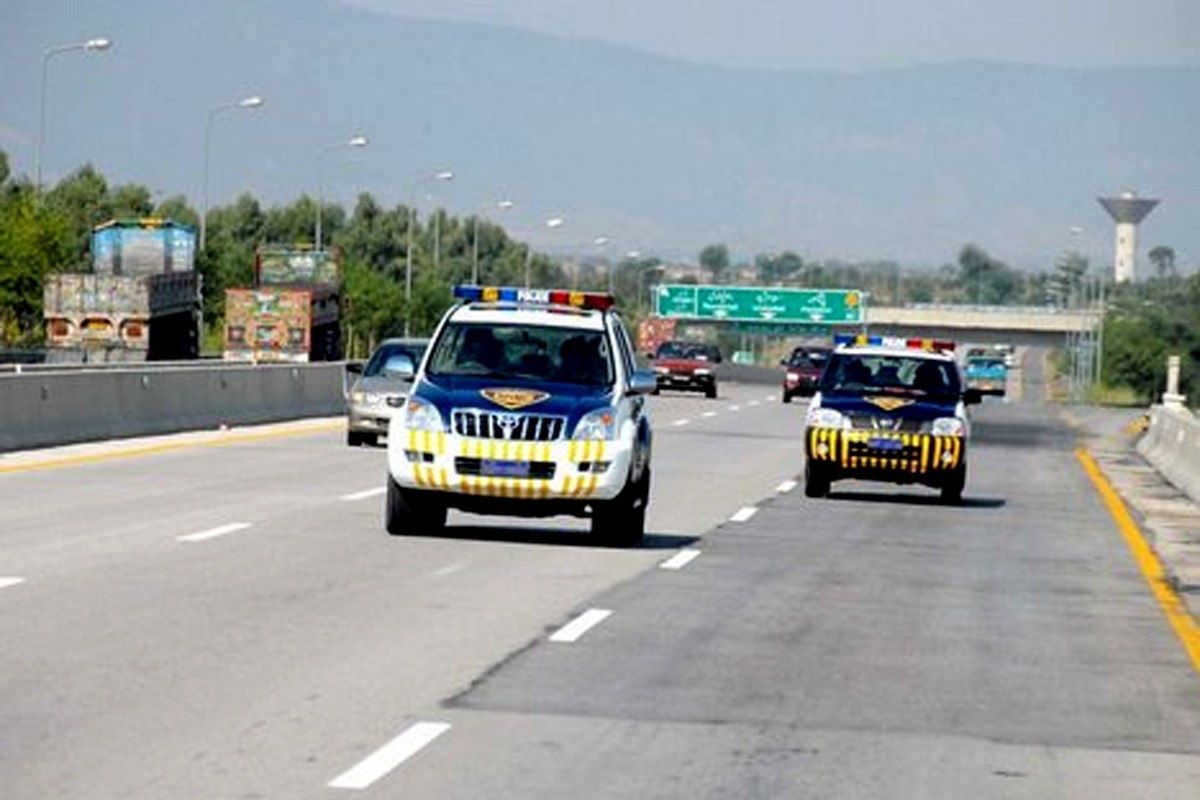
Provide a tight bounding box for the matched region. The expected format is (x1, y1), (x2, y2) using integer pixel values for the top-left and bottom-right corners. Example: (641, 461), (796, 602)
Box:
(781, 345), (831, 403)
(346, 338), (430, 446)
(651, 340), (719, 398)
(963, 353), (1008, 396)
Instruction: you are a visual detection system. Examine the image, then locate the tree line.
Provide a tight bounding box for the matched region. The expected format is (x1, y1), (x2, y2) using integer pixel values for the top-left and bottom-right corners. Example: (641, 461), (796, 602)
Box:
(0, 150), (1193, 401)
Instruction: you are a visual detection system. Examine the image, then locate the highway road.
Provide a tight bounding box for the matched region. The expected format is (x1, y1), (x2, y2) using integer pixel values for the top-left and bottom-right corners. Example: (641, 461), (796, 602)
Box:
(2, 356), (1198, 798)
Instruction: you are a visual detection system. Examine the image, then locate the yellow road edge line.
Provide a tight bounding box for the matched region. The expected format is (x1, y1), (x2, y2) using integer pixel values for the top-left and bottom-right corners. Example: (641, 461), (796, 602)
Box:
(1076, 448), (1200, 673)
(0, 420), (346, 474)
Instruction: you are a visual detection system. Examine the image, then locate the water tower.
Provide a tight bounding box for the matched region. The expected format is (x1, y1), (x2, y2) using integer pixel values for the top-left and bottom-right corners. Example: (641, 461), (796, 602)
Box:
(1097, 191), (1159, 283)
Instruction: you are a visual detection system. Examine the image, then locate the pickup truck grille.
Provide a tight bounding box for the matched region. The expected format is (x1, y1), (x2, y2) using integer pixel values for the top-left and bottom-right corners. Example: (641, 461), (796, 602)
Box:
(452, 409), (566, 441)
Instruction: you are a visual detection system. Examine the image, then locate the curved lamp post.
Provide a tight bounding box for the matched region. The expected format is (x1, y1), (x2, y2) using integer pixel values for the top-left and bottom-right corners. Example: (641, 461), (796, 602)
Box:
(315, 134), (369, 250)
(36, 37), (112, 195)
(472, 198), (514, 285)
(201, 95), (263, 250)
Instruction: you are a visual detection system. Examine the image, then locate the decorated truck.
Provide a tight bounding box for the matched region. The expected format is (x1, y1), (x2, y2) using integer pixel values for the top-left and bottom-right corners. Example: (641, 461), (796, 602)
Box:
(43, 219), (201, 363)
(222, 246), (343, 362)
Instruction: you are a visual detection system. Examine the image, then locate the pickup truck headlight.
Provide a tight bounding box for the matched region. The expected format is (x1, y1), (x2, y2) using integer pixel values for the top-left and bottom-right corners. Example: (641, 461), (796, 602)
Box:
(806, 407), (849, 429)
(401, 396), (444, 432)
(573, 407), (617, 441)
(931, 416), (968, 437)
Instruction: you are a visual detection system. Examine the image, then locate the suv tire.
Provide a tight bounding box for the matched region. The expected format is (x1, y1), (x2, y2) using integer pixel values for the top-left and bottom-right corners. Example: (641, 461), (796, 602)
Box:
(804, 461), (831, 498)
(591, 467), (650, 547)
(386, 477), (448, 536)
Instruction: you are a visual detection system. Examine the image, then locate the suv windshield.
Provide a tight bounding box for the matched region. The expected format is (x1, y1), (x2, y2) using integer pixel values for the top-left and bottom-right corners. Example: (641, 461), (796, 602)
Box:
(820, 352), (960, 398)
(426, 323), (613, 386)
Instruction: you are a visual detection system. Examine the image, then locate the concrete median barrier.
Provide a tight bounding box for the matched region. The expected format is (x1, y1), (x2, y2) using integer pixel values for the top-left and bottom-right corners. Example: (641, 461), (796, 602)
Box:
(0, 363), (346, 453)
(1137, 405), (1200, 505)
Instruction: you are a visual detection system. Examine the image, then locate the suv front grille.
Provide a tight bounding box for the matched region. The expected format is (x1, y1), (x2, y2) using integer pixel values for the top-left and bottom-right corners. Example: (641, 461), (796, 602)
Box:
(452, 409), (566, 441)
(846, 413), (925, 433)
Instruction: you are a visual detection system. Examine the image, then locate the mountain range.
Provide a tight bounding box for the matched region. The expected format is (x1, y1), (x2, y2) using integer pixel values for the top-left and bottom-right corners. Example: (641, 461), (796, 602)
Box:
(2, 0), (1197, 271)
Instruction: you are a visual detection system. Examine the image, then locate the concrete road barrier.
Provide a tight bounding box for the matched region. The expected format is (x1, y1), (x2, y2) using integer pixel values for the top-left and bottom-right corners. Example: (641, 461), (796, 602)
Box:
(0, 363), (347, 453)
(1137, 405), (1200, 505)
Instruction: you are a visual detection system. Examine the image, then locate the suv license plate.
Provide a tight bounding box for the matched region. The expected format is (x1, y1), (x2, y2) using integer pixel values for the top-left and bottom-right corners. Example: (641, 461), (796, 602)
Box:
(481, 460), (531, 478)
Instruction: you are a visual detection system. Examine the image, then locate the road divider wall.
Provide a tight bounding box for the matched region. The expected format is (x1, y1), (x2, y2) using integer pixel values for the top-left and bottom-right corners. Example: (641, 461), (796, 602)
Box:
(0, 363), (346, 453)
(1137, 405), (1200, 505)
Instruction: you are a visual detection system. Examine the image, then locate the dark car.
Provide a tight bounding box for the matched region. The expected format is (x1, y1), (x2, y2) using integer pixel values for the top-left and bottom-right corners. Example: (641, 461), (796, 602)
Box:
(781, 345), (831, 403)
(651, 340), (719, 398)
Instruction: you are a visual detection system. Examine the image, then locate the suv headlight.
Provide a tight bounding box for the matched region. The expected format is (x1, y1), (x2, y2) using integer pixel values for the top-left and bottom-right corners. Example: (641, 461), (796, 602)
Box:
(401, 396), (444, 432)
(931, 416), (968, 437)
(806, 407), (849, 429)
(573, 407), (617, 441)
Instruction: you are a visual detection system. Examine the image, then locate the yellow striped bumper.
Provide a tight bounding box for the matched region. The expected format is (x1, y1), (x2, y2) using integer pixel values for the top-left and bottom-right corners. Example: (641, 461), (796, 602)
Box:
(391, 430), (630, 501)
(805, 427), (964, 474)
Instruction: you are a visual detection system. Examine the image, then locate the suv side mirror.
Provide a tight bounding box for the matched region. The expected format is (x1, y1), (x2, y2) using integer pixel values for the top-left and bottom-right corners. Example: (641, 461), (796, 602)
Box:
(628, 369), (658, 396)
(963, 388), (983, 405)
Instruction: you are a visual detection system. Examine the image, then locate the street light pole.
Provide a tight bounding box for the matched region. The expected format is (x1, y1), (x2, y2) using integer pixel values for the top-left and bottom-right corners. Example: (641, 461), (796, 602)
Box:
(431, 170), (453, 275)
(36, 37), (112, 196)
(201, 95), (263, 250)
(525, 217), (564, 288)
(593, 236), (612, 293)
(472, 198), (513, 285)
(315, 134), (368, 250)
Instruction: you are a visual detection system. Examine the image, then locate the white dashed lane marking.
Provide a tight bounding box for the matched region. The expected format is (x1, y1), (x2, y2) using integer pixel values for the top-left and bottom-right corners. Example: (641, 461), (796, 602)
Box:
(177, 522), (252, 543)
(550, 608), (613, 642)
(730, 506), (759, 523)
(660, 549), (701, 570)
(0, 577), (25, 590)
(672, 418), (691, 427)
(776, 479), (798, 493)
(342, 487), (386, 501)
(328, 721), (452, 790)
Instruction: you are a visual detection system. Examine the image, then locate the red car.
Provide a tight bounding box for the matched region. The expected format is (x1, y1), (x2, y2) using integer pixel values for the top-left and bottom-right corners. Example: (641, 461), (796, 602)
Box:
(652, 340), (719, 398)
(781, 345), (830, 403)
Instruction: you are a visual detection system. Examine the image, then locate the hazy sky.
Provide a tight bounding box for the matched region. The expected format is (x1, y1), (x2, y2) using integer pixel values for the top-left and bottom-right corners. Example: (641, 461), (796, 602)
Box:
(342, 0), (1200, 72)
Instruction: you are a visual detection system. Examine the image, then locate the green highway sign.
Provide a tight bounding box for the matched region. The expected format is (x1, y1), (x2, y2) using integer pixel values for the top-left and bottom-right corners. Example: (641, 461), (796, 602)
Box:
(654, 284), (864, 324)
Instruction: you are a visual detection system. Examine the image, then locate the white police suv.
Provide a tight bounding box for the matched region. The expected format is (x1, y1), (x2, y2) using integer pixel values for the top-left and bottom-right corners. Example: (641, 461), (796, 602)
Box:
(386, 286), (657, 546)
(804, 334), (982, 502)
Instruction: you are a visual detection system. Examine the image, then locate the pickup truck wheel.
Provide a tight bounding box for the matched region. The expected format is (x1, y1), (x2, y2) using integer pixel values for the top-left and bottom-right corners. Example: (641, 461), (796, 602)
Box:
(386, 478), (447, 536)
(804, 461), (831, 498)
(782, 392), (792, 404)
(347, 431), (365, 447)
(705, 385), (718, 400)
(591, 468), (649, 547)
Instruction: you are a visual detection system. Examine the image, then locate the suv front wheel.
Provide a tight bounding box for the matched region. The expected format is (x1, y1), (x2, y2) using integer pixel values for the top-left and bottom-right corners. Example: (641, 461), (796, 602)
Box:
(386, 478), (448, 536)
(591, 467), (650, 547)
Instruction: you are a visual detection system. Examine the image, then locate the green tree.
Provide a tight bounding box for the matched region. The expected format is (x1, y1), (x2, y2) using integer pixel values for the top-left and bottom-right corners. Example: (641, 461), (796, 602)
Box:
(699, 243), (730, 284)
(1148, 245), (1176, 278)
(0, 189), (74, 345)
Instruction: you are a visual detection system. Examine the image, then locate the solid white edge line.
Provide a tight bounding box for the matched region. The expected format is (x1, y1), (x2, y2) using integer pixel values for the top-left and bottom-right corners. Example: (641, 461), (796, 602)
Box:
(730, 506), (758, 522)
(550, 608), (613, 642)
(0, 577), (25, 589)
(342, 487), (386, 501)
(660, 549), (701, 570)
(776, 479), (798, 493)
(328, 721), (452, 790)
(177, 522), (252, 543)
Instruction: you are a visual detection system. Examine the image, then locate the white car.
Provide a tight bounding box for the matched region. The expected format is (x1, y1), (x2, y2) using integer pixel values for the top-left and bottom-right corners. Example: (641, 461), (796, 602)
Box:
(386, 286), (657, 546)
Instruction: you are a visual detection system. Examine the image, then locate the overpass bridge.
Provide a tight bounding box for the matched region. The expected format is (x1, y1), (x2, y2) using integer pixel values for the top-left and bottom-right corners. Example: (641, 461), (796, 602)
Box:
(860, 305), (1099, 348)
